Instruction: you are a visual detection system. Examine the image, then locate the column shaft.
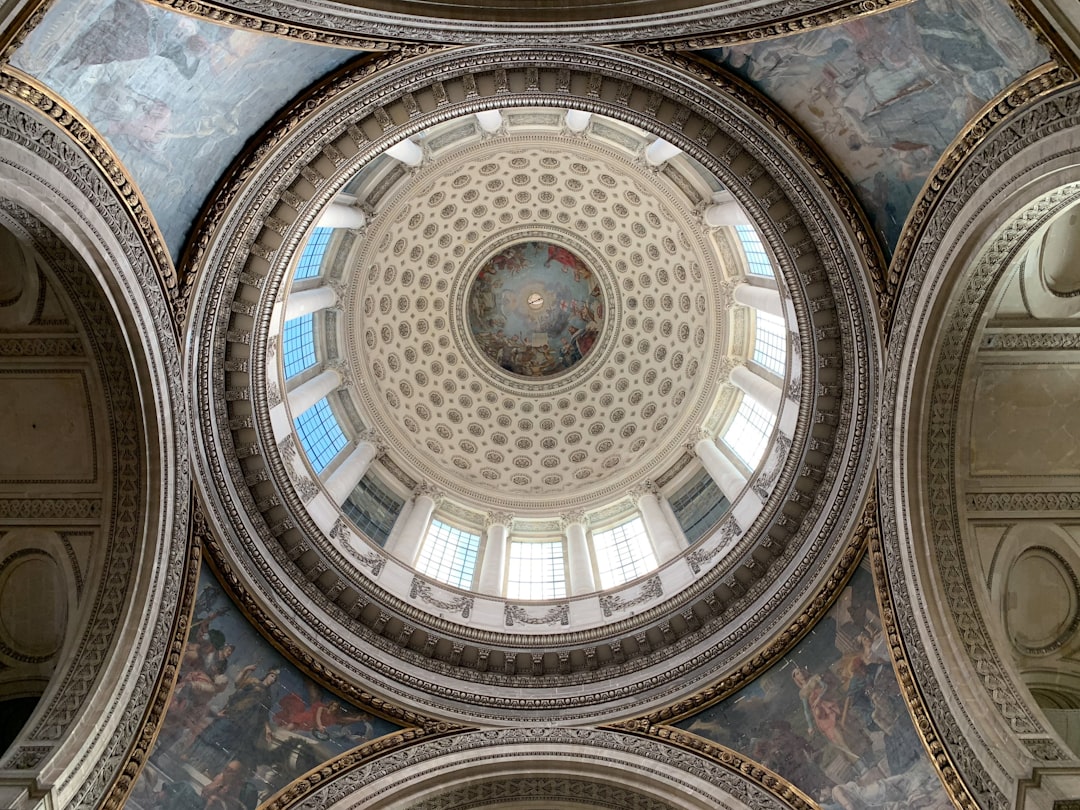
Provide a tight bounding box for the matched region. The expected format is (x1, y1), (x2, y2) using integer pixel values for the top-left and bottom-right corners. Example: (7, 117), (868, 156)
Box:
(695, 438), (748, 503)
(284, 286), (337, 320)
(477, 520), (509, 595)
(323, 440), (378, 505)
(733, 282), (784, 318)
(288, 368), (341, 417)
(730, 364), (782, 415)
(637, 491), (684, 561)
(385, 492), (436, 564)
(565, 521), (595, 595)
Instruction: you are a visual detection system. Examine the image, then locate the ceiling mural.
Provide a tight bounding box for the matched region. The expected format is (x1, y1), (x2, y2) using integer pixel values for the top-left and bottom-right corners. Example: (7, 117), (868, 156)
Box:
(128, 562), (402, 810)
(702, 0), (1049, 257)
(9, 0), (356, 259)
(467, 241), (605, 379)
(676, 558), (951, 810)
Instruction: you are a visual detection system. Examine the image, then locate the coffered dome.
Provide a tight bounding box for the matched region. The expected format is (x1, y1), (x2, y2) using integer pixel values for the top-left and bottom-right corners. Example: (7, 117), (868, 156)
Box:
(188, 46), (879, 723)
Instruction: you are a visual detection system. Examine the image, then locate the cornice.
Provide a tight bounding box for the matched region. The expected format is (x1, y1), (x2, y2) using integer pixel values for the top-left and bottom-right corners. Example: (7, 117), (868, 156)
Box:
(99, 490), (201, 810)
(264, 726), (802, 810)
(609, 722), (817, 810)
(878, 82), (1080, 810)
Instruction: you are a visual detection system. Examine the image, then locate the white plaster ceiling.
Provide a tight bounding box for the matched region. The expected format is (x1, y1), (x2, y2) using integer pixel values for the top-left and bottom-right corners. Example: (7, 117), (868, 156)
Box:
(337, 131), (736, 514)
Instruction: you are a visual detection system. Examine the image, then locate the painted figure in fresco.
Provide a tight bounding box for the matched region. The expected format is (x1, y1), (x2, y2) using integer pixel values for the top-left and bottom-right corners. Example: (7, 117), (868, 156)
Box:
(545, 244), (590, 281)
(189, 664), (281, 774)
(792, 666), (874, 773)
(750, 719), (833, 797)
(274, 682), (375, 741)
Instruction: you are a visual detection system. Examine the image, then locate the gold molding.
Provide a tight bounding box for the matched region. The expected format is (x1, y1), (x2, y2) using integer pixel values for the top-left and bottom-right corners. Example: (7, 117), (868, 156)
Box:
(662, 0), (918, 49)
(0, 0), (49, 64)
(610, 723), (818, 810)
(100, 489), (201, 810)
(195, 497), (455, 732)
(884, 62), (1076, 334)
(626, 483), (873, 726)
(1011, 0), (1080, 74)
(140, 0), (404, 50)
(0, 66), (181, 333)
(869, 481), (981, 810)
(261, 727), (456, 810)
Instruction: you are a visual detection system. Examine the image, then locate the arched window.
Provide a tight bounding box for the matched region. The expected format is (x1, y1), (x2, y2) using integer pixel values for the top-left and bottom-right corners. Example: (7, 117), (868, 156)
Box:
(282, 314), (317, 378)
(506, 541), (566, 600)
(723, 395), (775, 467)
(293, 227), (333, 280)
(752, 311), (787, 376)
(592, 517), (656, 589)
(294, 397), (347, 472)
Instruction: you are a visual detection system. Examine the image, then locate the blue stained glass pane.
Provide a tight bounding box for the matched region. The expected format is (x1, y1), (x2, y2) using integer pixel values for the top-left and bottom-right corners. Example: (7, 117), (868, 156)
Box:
(294, 397), (347, 472)
(736, 224), (773, 277)
(282, 314), (316, 378)
(294, 227), (333, 280)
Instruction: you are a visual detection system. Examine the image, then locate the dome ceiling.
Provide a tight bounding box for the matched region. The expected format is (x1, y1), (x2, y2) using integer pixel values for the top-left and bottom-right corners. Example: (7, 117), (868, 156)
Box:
(336, 132), (729, 511)
(188, 46), (879, 724)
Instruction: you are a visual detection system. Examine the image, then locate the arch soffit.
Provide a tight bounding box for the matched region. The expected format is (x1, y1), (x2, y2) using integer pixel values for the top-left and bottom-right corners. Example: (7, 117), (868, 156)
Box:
(880, 81), (1080, 808)
(261, 727), (811, 810)
(0, 99), (194, 810)
(186, 45), (881, 724)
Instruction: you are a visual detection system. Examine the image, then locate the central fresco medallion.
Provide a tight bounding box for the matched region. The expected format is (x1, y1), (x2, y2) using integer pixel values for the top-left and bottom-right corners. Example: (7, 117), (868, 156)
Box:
(467, 240), (604, 378)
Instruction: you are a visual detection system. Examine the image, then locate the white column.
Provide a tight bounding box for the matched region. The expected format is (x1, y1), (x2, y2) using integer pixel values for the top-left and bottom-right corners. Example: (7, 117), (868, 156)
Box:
(383, 497), (413, 553)
(323, 433), (380, 505)
(733, 282), (784, 319)
(284, 285), (337, 320)
(477, 512), (511, 595)
(634, 484), (685, 561)
(730, 364), (782, 416)
(704, 200), (750, 227)
(564, 109), (592, 133)
(385, 485), (438, 563)
(475, 110), (503, 133)
(288, 368), (341, 417)
(645, 137), (681, 166)
(562, 512), (595, 595)
(694, 435), (748, 503)
(317, 200), (366, 229)
(386, 138), (424, 167)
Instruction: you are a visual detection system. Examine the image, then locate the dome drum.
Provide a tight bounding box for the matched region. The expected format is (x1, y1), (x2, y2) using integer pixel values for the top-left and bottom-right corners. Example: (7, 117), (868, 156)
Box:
(188, 46), (879, 723)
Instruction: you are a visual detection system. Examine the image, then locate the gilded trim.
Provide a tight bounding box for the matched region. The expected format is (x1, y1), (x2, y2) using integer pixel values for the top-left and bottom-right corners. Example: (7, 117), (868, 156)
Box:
(1011, 0), (1080, 74)
(626, 484), (873, 725)
(175, 45), (444, 322)
(662, 0), (918, 49)
(141, 0), (402, 50)
(99, 490), (201, 810)
(610, 723), (817, 810)
(261, 727), (457, 810)
(885, 63), (1076, 333)
(0, 67), (181, 331)
(869, 485), (981, 810)
(0, 0), (51, 63)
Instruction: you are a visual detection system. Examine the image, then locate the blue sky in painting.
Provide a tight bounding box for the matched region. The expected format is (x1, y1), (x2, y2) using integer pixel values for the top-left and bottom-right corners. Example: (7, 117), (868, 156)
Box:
(12, 0), (357, 260)
(703, 0), (1048, 257)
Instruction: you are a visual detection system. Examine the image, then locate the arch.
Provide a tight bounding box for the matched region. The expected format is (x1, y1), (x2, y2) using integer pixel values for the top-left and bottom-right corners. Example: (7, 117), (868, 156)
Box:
(0, 96), (191, 810)
(881, 80), (1080, 807)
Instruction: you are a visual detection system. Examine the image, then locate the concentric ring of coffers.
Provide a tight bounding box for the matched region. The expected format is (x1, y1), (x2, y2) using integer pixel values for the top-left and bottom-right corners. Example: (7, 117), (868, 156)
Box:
(187, 46), (879, 724)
